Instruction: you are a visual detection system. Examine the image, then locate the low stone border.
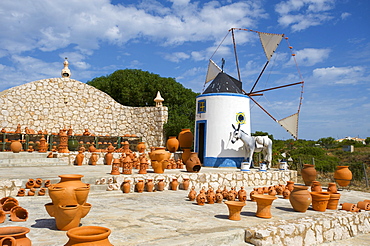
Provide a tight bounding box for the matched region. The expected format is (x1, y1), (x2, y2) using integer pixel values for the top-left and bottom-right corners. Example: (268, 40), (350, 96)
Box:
(245, 210), (370, 246)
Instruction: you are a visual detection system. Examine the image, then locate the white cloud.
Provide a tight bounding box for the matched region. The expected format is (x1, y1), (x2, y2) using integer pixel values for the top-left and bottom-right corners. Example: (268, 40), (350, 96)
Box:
(341, 12), (351, 20)
(289, 48), (331, 66)
(312, 66), (366, 85)
(163, 52), (190, 63)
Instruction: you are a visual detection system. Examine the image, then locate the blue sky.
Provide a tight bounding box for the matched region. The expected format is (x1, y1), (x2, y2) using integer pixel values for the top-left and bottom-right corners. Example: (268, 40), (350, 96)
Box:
(0, 0), (369, 140)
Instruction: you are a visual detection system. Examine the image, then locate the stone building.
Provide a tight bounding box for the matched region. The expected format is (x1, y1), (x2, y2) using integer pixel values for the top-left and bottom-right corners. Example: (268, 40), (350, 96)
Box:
(0, 59), (168, 148)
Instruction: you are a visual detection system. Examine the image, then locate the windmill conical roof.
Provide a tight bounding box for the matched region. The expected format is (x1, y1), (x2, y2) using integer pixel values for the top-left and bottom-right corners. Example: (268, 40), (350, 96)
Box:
(203, 72), (243, 94)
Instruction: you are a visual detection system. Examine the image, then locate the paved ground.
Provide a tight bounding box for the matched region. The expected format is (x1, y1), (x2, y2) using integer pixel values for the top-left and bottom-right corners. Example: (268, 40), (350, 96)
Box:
(1, 165), (370, 245)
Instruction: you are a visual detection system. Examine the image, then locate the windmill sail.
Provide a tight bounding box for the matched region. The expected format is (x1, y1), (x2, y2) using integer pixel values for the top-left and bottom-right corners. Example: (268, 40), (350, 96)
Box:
(258, 32), (284, 61)
(278, 113), (299, 139)
(205, 59), (222, 83)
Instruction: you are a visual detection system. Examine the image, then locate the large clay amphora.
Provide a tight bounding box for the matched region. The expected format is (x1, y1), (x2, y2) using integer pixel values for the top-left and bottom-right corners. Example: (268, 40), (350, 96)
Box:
(301, 164), (317, 186)
(185, 152), (202, 173)
(334, 166), (352, 187)
(10, 140), (22, 153)
(289, 185), (312, 212)
(65, 226), (113, 246)
(149, 147), (170, 173)
(0, 226), (31, 246)
(166, 136), (179, 153)
(178, 128), (193, 149)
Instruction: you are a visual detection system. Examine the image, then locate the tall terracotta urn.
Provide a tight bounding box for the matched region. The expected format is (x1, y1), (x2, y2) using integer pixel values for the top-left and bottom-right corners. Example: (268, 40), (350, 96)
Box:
(45, 174), (91, 231)
(253, 195), (277, 218)
(10, 140), (22, 153)
(289, 185), (312, 212)
(166, 136), (179, 153)
(185, 152), (202, 173)
(178, 128), (193, 149)
(65, 226), (113, 246)
(224, 201), (246, 220)
(0, 226), (31, 246)
(149, 147), (170, 173)
(301, 164), (317, 186)
(334, 166), (352, 187)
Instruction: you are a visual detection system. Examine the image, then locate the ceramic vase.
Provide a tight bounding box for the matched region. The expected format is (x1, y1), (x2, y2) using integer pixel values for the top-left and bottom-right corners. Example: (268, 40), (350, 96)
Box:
(149, 147), (171, 174)
(0, 226), (31, 246)
(10, 140), (22, 153)
(327, 183), (338, 193)
(121, 180), (131, 193)
(188, 187), (197, 201)
(286, 181), (294, 192)
(136, 142), (146, 153)
(65, 226), (113, 246)
(311, 181), (322, 192)
(327, 193), (341, 210)
(196, 189), (206, 206)
(289, 185), (312, 212)
(178, 128), (193, 149)
(310, 192), (330, 212)
(166, 136), (179, 153)
(301, 164), (317, 186)
(182, 178), (189, 190)
(334, 166), (352, 187)
(253, 194), (277, 219)
(90, 153), (98, 165)
(75, 151), (84, 166)
(157, 179), (165, 191)
(146, 179), (154, 192)
(105, 152), (113, 165)
(136, 180), (145, 193)
(170, 178), (179, 191)
(238, 187), (247, 202)
(185, 152), (202, 173)
(224, 201), (246, 220)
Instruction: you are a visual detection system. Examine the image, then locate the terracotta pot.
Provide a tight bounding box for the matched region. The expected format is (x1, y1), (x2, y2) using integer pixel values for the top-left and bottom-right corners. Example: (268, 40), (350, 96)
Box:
(289, 185), (312, 212)
(357, 201), (370, 210)
(166, 136), (179, 153)
(250, 189), (258, 202)
(157, 179), (165, 191)
(44, 180), (51, 188)
(136, 142), (146, 153)
(268, 189), (277, 196)
(105, 152), (113, 165)
(341, 202), (358, 212)
(225, 201), (246, 220)
(10, 206), (28, 222)
(0, 197), (18, 208)
(215, 189), (223, 203)
(0, 226), (31, 245)
(310, 192), (330, 212)
(334, 166), (352, 187)
(196, 190), (206, 206)
(182, 178), (189, 190)
(34, 178), (43, 188)
(327, 192), (341, 210)
(227, 191), (236, 201)
(286, 181), (294, 192)
(282, 188), (290, 199)
(135, 180), (145, 193)
(170, 178), (178, 191)
(311, 181), (322, 192)
(75, 151), (84, 166)
(25, 179), (35, 189)
(38, 188), (47, 196)
(185, 152), (202, 173)
(17, 188), (26, 197)
(206, 188), (216, 204)
(0, 210), (6, 223)
(238, 187), (247, 202)
(121, 180), (131, 193)
(65, 226), (113, 246)
(90, 153), (98, 165)
(301, 164), (317, 186)
(188, 187), (197, 201)
(10, 140), (22, 153)
(146, 179), (154, 192)
(48, 174), (90, 206)
(2, 201), (18, 213)
(327, 183), (338, 193)
(253, 195), (277, 219)
(222, 187), (229, 200)
(178, 128), (193, 149)
(88, 144), (97, 152)
(149, 147), (171, 174)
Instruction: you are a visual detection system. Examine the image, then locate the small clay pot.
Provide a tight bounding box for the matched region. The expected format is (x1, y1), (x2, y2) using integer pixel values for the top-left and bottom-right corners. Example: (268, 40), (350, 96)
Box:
(157, 179), (165, 191)
(17, 188), (26, 197)
(238, 187), (247, 202)
(25, 179), (35, 189)
(10, 206), (28, 222)
(188, 187), (197, 201)
(0, 226), (31, 245)
(182, 178), (189, 190)
(34, 178), (43, 188)
(135, 180), (145, 193)
(286, 181), (294, 192)
(341, 202), (358, 212)
(327, 193), (341, 210)
(225, 201), (246, 220)
(327, 183), (337, 193)
(311, 181), (322, 192)
(206, 188), (216, 204)
(196, 189), (206, 205)
(146, 179), (154, 192)
(170, 178), (179, 191)
(121, 180), (131, 193)
(65, 226), (113, 246)
(357, 201), (370, 211)
(311, 192), (330, 212)
(282, 188), (290, 199)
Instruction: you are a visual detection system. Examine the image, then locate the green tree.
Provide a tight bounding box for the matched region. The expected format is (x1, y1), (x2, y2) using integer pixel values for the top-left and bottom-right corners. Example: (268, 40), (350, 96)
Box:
(87, 69), (198, 137)
(366, 137), (370, 145)
(317, 137), (336, 149)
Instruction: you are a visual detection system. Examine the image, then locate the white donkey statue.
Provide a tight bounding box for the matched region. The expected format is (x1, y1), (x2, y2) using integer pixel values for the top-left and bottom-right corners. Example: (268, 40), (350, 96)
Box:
(231, 124), (273, 169)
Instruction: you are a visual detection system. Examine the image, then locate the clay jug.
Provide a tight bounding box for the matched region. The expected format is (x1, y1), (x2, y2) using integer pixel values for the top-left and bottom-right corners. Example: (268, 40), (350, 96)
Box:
(182, 178), (190, 190)
(136, 180), (145, 193)
(311, 181), (322, 192)
(166, 136), (179, 153)
(105, 152), (113, 165)
(178, 128), (193, 149)
(65, 226), (113, 246)
(185, 152), (202, 173)
(157, 179), (165, 191)
(121, 180), (131, 193)
(188, 187), (197, 201)
(310, 192), (330, 212)
(0, 226), (31, 246)
(327, 183), (338, 193)
(10, 140), (22, 153)
(146, 179), (154, 192)
(327, 193), (341, 210)
(238, 187), (247, 202)
(253, 194), (277, 219)
(334, 166), (352, 187)
(301, 164), (317, 186)
(136, 142), (146, 153)
(286, 181), (295, 192)
(149, 147), (170, 173)
(75, 151), (84, 166)
(170, 178), (179, 191)
(225, 201), (246, 220)
(289, 185), (312, 212)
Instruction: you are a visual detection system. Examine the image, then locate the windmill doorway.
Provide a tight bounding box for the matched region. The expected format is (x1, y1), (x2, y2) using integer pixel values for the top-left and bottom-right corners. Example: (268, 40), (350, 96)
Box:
(195, 120), (206, 163)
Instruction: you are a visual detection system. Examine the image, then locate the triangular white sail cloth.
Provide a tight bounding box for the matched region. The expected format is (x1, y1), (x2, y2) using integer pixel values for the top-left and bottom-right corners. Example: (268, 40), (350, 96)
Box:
(205, 59), (222, 83)
(258, 32), (283, 61)
(278, 113), (299, 139)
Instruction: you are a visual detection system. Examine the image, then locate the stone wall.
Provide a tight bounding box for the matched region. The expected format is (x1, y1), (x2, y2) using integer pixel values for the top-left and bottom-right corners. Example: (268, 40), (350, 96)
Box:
(245, 211), (370, 246)
(0, 78), (168, 147)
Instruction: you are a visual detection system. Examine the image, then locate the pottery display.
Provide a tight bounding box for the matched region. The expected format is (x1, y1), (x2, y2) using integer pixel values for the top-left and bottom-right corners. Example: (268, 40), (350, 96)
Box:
(253, 194), (277, 219)
(327, 193), (341, 210)
(334, 166), (352, 187)
(327, 183), (338, 193)
(310, 192), (330, 212)
(10, 140), (22, 153)
(224, 201), (246, 220)
(65, 226), (113, 246)
(188, 187), (197, 201)
(289, 185), (312, 212)
(301, 164), (317, 186)
(149, 147), (171, 174)
(45, 174), (91, 231)
(185, 152), (202, 173)
(166, 136), (179, 153)
(170, 178), (179, 191)
(0, 226), (31, 245)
